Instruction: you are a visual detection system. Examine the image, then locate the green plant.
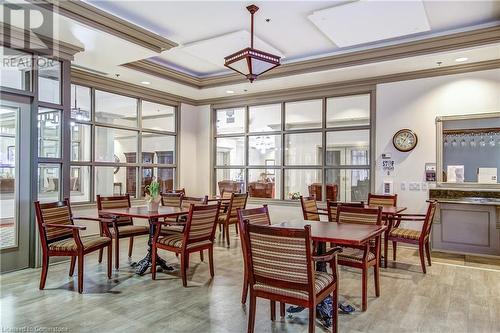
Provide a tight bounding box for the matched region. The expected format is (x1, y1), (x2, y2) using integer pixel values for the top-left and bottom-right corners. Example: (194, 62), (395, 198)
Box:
(145, 179), (160, 198)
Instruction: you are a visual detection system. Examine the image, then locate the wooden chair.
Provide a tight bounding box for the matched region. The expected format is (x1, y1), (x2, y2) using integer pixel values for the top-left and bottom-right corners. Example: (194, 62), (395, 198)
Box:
(385, 200), (437, 273)
(326, 200), (365, 222)
(161, 192), (183, 208)
(243, 222), (342, 333)
(34, 199), (112, 293)
(368, 193), (397, 207)
(96, 194), (149, 269)
(217, 192), (248, 247)
(218, 180), (243, 195)
(335, 205), (383, 311)
(300, 196), (327, 221)
(166, 188), (186, 195)
(151, 203), (220, 287)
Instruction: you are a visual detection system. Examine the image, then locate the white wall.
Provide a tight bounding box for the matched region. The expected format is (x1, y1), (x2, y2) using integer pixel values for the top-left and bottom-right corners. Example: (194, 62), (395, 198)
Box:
(376, 69), (500, 214)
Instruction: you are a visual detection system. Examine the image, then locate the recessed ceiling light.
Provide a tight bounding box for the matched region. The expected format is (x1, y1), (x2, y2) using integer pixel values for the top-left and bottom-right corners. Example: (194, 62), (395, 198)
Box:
(226, 90), (235, 94)
(141, 81), (151, 85)
(455, 57), (468, 62)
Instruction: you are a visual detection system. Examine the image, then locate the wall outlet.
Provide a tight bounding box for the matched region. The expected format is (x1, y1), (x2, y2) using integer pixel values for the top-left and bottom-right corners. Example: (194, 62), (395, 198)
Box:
(421, 182), (428, 191)
(409, 182), (421, 191)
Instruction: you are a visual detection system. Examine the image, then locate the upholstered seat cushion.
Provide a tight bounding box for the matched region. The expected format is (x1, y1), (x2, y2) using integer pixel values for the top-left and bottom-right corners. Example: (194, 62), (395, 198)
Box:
(253, 272), (334, 300)
(49, 235), (111, 252)
(156, 233), (212, 249)
(390, 228), (421, 240)
(110, 225), (149, 236)
(338, 247), (376, 263)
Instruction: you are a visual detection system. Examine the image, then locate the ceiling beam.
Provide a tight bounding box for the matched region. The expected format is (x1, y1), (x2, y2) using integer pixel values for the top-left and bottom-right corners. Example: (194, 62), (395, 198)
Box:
(123, 24), (500, 89)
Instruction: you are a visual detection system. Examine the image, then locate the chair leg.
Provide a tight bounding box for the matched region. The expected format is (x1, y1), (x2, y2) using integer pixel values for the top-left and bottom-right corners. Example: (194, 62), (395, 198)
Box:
(361, 267), (368, 311)
(225, 224), (230, 247)
(107, 244), (112, 279)
(151, 245), (157, 280)
(308, 306), (316, 333)
(39, 253), (49, 290)
(247, 291), (256, 333)
(332, 288), (338, 333)
(69, 256), (76, 277)
(419, 244), (427, 274)
(235, 223), (238, 235)
(374, 264), (380, 297)
(270, 300), (276, 321)
(383, 234), (389, 268)
(280, 302), (285, 317)
(114, 238), (119, 270)
(98, 248), (103, 263)
(180, 252), (188, 287)
(392, 241), (397, 261)
(208, 246), (215, 278)
(425, 241), (432, 266)
(128, 237), (134, 258)
(241, 270), (248, 304)
(77, 254), (84, 294)
(199, 250), (204, 262)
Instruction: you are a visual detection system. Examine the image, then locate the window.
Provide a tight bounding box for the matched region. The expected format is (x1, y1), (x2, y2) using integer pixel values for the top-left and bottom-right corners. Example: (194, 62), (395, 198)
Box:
(0, 47), (32, 91)
(213, 93), (372, 201)
(69, 88), (178, 203)
(38, 57), (61, 104)
(38, 108), (61, 158)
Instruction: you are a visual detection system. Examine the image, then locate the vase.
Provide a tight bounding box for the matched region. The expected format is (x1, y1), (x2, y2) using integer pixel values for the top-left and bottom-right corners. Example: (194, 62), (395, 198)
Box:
(147, 200), (160, 212)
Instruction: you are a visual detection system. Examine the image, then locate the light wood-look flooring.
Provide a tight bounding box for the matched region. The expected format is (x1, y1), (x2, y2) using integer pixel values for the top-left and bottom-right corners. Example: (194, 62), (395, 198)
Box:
(1, 231), (500, 333)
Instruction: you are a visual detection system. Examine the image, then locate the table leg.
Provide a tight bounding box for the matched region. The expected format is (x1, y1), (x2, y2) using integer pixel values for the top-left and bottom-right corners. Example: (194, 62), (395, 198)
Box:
(133, 218), (174, 275)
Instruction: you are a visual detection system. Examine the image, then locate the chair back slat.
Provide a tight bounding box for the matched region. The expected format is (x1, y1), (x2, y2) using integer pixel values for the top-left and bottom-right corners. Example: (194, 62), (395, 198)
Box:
(166, 188), (186, 195)
(245, 224), (313, 290)
(225, 193), (248, 223)
(34, 199), (74, 243)
(327, 200), (365, 222)
(161, 192), (183, 208)
(422, 200), (438, 238)
(97, 195), (133, 226)
(181, 196), (208, 210)
(238, 205), (271, 227)
(368, 193), (397, 207)
(184, 203), (220, 244)
(300, 196), (319, 221)
(337, 205), (382, 225)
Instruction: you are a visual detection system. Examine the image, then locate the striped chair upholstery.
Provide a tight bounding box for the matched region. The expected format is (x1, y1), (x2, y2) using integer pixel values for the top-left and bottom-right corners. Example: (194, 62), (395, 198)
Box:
(187, 204), (219, 242)
(338, 247), (376, 263)
(337, 208), (380, 225)
(221, 190), (234, 199)
(156, 234), (212, 249)
(327, 201), (365, 222)
(98, 196), (133, 226)
(389, 228), (421, 240)
(40, 205), (73, 241)
(49, 235), (110, 252)
(181, 196), (208, 210)
(238, 206), (271, 227)
(300, 196), (319, 221)
(220, 193), (248, 224)
(161, 192), (183, 208)
(368, 194), (397, 207)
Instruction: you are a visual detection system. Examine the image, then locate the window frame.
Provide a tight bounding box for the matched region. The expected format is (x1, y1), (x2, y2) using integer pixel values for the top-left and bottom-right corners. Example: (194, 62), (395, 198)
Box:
(212, 92), (375, 202)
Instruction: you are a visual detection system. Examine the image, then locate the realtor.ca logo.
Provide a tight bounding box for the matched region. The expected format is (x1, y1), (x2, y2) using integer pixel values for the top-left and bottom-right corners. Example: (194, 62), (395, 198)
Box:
(2, 1), (54, 56)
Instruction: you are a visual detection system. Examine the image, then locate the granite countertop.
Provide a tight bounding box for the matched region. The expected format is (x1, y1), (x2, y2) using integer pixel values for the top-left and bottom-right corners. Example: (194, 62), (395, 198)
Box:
(433, 197), (500, 206)
(430, 188), (500, 206)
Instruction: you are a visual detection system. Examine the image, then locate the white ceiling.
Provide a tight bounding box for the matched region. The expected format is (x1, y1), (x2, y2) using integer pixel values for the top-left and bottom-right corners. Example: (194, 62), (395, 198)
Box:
(85, 0), (500, 76)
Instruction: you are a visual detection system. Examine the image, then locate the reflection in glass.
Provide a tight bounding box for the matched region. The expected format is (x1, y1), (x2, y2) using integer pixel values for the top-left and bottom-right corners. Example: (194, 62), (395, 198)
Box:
(142, 101), (175, 132)
(249, 104), (281, 132)
(216, 108), (245, 134)
(95, 127), (138, 163)
(38, 57), (61, 104)
(38, 108), (61, 158)
(248, 169), (281, 199)
(284, 169), (322, 200)
(326, 169), (370, 202)
(71, 84), (91, 121)
(326, 94), (370, 127)
(71, 123), (91, 161)
(95, 90), (137, 127)
(216, 137), (245, 166)
(248, 135), (281, 165)
(326, 130), (370, 166)
(141, 133), (175, 164)
(70, 166), (90, 203)
(95, 166), (136, 198)
(285, 132), (322, 166)
(285, 99), (322, 130)
(38, 164), (60, 203)
(216, 169), (245, 195)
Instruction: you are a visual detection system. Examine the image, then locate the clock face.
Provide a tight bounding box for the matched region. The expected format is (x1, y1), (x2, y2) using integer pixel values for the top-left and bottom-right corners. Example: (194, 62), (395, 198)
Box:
(393, 129), (418, 152)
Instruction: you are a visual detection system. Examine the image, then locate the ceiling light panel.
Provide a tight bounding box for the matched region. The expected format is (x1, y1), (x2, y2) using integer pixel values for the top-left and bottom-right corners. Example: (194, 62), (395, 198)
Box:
(181, 30), (284, 69)
(308, 0), (431, 48)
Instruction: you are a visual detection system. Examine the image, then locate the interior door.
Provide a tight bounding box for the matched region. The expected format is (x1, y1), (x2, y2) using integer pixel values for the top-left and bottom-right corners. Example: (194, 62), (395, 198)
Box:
(0, 94), (32, 273)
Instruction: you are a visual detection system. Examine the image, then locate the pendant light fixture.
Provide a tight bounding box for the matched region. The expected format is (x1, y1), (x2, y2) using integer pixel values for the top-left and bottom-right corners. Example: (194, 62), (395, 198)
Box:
(224, 4), (281, 82)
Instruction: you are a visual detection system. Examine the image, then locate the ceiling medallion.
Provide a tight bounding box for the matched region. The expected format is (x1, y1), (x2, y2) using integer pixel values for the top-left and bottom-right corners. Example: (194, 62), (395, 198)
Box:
(224, 4), (281, 83)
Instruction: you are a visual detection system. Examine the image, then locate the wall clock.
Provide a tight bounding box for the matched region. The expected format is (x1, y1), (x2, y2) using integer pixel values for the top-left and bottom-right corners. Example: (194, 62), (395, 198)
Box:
(393, 129), (418, 152)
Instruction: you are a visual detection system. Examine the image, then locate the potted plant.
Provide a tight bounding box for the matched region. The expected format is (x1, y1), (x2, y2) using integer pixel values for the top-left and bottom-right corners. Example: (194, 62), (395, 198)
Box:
(145, 179), (161, 212)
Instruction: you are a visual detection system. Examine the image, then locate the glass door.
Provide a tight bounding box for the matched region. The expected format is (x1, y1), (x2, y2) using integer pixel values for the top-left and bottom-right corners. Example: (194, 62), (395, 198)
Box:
(0, 95), (32, 272)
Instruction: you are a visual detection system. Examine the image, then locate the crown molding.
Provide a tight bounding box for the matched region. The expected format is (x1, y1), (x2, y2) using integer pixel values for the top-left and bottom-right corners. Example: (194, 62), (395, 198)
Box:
(123, 25), (500, 89)
(70, 67), (197, 106)
(1, 23), (84, 61)
(29, 0), (177, 53)
(198, 59), (500, 107)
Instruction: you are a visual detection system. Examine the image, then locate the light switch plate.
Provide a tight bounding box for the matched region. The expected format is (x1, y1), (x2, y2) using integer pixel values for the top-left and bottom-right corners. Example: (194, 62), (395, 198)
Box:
(421, 182), (428, 190)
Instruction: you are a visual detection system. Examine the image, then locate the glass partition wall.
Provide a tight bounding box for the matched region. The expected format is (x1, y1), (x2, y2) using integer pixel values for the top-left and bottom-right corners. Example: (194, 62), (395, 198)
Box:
(213, 92), (374, 201)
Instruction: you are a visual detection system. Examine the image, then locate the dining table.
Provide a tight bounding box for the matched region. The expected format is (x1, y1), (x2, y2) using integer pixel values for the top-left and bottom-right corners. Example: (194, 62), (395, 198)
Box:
(272, 219), (387, 327)
(98, 206), (188, 275)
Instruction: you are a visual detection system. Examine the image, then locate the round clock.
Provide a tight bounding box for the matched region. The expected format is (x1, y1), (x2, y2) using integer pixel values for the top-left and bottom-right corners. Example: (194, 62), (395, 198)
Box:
(393, 129), (418, 152)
